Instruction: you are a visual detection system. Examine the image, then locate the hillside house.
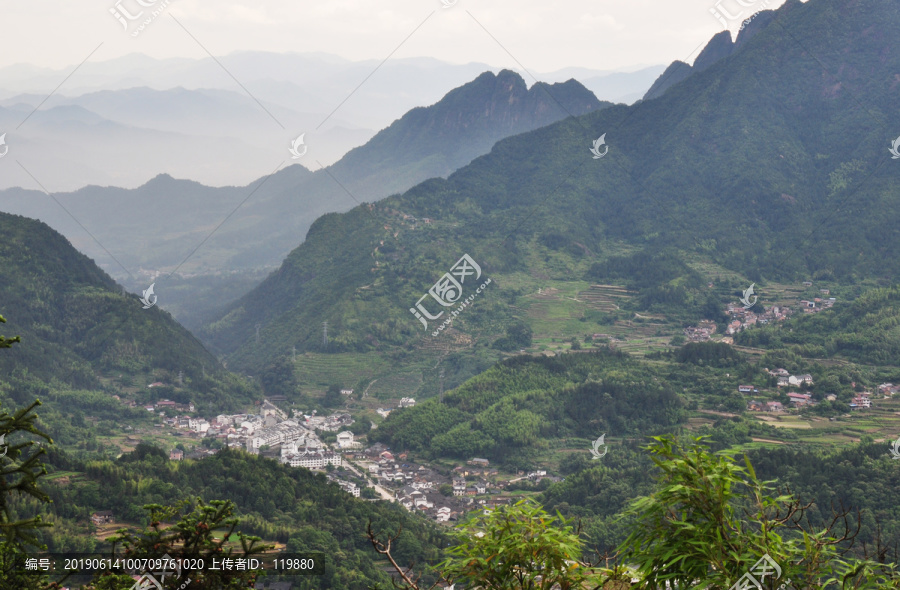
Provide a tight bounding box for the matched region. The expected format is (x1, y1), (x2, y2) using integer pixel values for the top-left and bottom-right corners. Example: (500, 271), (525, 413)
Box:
(169, 449), (183, 461)
(435, 506), (452, 522)
(787, 392), (813, 406)
(91, 511), (114, 525)
(851, 396), (871, 409)
(468, 457), (490, 467)
(765, 401), (784, 412)
(738, 385), (756, 394)
(399, 397), (416, 408)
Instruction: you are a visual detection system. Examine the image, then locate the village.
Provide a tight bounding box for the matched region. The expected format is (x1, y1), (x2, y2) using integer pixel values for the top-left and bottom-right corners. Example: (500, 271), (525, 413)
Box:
(101, 393), (551, 530)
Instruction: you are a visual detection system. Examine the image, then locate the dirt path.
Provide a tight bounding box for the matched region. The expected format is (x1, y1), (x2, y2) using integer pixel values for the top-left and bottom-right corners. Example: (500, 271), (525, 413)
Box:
(751, 438), (785, 444)
(698, 410), (738, 418)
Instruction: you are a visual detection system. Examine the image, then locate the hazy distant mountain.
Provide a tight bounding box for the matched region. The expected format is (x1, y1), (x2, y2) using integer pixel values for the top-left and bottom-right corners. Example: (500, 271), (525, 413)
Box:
(0, 69), (609, 327)
(0, 52), (662, 191)
(543, 65), (667, 103)
(0, 86), (372, 191)
(200, 0), (900, 371)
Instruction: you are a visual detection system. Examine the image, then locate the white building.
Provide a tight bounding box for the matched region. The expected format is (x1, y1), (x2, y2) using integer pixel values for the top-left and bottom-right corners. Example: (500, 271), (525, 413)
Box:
(246, 420), (312, 452)
(399, 398), (416, 408)
(336, 431), (361, 449)
(282, 448), (342, 469)
(337, 480), (360, 497)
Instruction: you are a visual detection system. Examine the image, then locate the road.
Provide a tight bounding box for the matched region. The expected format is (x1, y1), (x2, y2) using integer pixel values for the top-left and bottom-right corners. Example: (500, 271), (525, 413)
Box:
(341, 456), (395, 501)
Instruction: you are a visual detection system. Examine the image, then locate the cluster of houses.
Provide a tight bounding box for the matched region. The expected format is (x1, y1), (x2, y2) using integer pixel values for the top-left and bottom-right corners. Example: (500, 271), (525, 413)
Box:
(347, 444), (516, 524)
(744, 372), (899, 413)
(725, 303), (792, 335)
(683, 286), (836, 342)
(799, 287), (836, 313)
(766, 368), (814, 387)
(684, 320), (717, 342)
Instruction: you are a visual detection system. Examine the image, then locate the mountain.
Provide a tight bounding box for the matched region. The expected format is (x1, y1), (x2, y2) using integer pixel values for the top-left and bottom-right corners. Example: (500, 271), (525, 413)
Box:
(200, 0), (900, 383)
(642, 9), (778, 101)
(0, 211), (254, 413)
(0, 87), (372, 191)
(0, 70), (609, 328)
(0, 52), (619, 191)
(325, 70), (606, 198)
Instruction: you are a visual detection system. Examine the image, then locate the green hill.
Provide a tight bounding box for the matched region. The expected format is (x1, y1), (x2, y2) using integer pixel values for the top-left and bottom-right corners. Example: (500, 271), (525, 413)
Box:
(0, 212), (256, 416)
(736, 284), (900, 366)
(371, 349), (687, 468)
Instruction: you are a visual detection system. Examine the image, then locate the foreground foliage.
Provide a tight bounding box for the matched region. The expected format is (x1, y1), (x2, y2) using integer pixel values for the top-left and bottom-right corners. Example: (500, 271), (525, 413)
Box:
(374, 435), (900, 589)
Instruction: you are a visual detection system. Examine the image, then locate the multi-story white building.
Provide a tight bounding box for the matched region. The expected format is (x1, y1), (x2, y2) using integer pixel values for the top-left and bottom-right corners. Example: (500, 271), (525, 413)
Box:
(336, 431), (361, 449)
(246, 420), (312, 452)
(282, 449), (342, 469)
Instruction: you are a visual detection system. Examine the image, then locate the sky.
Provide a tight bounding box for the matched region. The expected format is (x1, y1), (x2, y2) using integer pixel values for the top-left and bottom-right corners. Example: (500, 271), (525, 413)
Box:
(0, 0), (788, 74)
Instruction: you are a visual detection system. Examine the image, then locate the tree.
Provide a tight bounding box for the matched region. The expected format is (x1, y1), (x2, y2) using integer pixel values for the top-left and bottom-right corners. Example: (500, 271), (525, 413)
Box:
(259, 355), (298, 397)
(0, 314), (53, 590)
(492, 322), (533, 351)
(323, 384), (343, 408)
(618, 435), (899, 589)
(87, 499), (271, 590)
(368, 499), (603, 590)
(438, 483), (453, 497)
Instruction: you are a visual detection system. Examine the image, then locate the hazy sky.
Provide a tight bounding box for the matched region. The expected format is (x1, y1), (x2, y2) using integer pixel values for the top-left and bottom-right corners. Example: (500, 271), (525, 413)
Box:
(1, 0), (788, 73)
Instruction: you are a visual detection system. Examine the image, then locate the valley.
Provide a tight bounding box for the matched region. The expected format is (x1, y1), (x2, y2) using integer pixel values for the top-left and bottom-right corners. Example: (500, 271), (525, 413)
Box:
(4, 0), (900, 588)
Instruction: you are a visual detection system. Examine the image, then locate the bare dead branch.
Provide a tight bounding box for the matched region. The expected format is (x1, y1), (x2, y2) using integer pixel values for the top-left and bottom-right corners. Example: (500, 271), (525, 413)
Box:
(366, 520), (446, 590)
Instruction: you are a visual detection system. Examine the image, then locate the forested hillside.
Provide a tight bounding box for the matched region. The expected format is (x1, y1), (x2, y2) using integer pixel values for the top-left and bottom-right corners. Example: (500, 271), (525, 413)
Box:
(736, 285), (900, 366)
(204, 0), (900, 378)
(9, 446), (444, 589)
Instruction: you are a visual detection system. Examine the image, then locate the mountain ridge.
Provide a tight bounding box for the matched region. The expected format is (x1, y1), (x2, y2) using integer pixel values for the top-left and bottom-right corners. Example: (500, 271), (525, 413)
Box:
(199, 0), (900, 380)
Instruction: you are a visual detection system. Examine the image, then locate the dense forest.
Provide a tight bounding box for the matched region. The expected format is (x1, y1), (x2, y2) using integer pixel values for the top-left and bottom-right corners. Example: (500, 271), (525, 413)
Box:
(7, 445), (444, 589)
(372, 349), (687, 467)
